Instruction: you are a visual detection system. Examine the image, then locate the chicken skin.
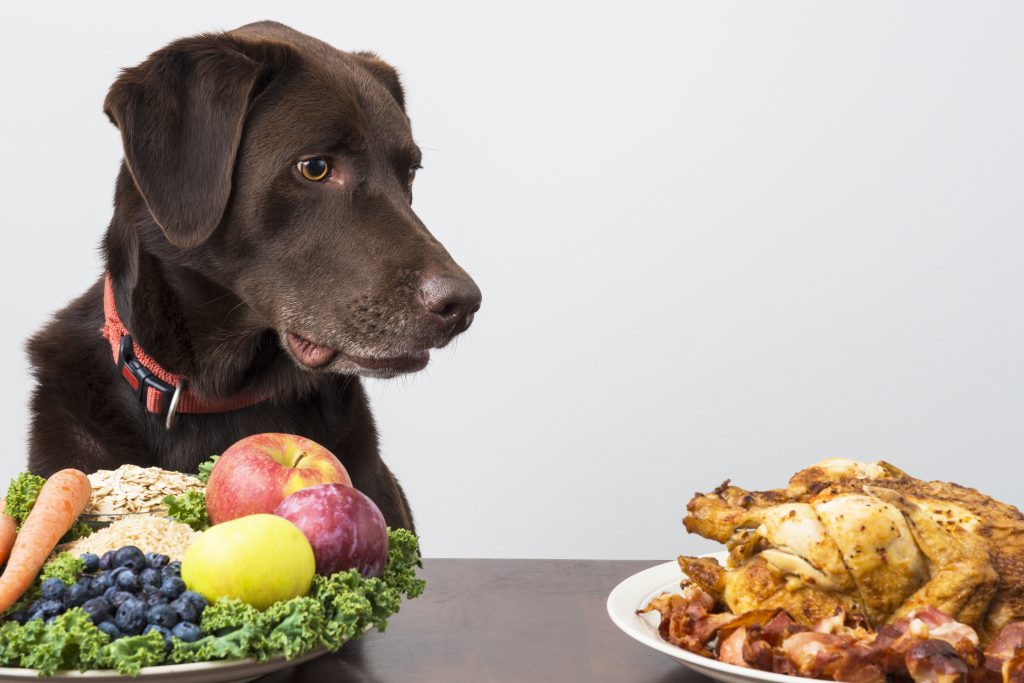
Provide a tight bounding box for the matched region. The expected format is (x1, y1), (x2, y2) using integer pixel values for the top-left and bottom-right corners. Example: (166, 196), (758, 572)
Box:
(680, 459), (1022, 642)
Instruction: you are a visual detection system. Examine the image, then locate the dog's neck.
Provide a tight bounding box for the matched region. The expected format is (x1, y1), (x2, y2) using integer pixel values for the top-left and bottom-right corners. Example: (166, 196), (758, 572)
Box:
(102, 167), (323, 400)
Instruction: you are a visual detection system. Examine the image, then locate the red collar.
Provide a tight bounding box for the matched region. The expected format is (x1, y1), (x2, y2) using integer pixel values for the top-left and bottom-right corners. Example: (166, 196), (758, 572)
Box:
(101, 274), (270, 427)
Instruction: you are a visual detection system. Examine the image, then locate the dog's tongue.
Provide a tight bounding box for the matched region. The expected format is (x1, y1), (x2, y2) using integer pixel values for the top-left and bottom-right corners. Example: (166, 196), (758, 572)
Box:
(286, 332), (337, 368)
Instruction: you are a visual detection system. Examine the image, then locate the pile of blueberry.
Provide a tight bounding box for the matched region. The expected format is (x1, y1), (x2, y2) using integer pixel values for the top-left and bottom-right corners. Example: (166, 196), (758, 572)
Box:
(10, 546), (207, 650)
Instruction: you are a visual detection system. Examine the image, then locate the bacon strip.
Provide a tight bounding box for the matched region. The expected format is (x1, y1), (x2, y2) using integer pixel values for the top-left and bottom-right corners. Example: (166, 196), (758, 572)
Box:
(640, 587), (1024, 683)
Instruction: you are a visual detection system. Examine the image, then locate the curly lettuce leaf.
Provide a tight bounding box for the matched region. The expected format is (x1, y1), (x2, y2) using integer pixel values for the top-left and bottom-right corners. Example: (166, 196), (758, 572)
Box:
(170, 600), (270, 664)
(0, 609), (166, 676)
(162, 491), (209, 531)
(196, 455), (220, 484)
(0, 609), (111, 676)
(200, 598), (262, 633)
(3, 473), (45, 526)
(3, 472), (90, 542)
(62, 521), (92, 543)
(40, 553), (85, 586)
(98, 631), (166, 675)
(168, 622), (263, 664)
(0, 620), (41, 667)
(263, 597), (325, 660)
(382, 528), (427, 600)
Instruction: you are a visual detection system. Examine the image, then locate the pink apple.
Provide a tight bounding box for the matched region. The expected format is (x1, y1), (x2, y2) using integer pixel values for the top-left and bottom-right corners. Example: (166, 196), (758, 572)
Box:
(274, 484), (388, 577)
(206, 433), (352, 524)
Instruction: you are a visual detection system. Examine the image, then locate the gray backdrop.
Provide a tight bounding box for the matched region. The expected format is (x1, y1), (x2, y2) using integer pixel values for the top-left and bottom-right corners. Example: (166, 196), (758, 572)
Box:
(1, 1), (1022, 560)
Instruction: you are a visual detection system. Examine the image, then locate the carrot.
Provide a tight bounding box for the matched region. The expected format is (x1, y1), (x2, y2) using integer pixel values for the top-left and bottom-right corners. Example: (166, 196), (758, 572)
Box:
(0, 470), (91, 612)
(0, 499), (16, 566)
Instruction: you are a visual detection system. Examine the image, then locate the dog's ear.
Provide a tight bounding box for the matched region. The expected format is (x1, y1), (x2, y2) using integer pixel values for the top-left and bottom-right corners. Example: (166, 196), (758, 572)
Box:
(352, 51), (405, 111)
(104, 33), (292, 248)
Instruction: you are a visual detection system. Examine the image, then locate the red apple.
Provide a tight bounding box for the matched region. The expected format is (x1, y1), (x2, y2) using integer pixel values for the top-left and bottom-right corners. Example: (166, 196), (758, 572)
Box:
(205, 433), (352, 524)
(274, 484), (388, 577)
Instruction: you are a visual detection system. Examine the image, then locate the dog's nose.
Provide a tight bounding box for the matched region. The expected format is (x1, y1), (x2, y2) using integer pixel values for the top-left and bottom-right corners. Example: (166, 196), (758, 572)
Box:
(419, 272), (482, 333)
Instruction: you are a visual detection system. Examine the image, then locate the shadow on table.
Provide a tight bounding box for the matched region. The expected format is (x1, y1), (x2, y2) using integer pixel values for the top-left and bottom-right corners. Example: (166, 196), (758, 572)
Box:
(651, 667), (713, 683)
(256, 639), (384, 683)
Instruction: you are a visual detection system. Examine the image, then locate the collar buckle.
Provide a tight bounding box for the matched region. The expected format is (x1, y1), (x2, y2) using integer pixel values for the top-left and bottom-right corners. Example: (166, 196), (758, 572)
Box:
(116, 335), (176, 417)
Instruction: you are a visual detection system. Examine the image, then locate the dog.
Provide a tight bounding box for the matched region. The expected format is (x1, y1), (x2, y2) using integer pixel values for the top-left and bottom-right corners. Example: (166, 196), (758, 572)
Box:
(25, 21), (481, 532)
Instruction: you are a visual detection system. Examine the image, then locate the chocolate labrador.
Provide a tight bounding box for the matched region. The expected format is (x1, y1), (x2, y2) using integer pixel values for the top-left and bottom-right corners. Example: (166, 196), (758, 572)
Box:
(25, 21), (481, 532)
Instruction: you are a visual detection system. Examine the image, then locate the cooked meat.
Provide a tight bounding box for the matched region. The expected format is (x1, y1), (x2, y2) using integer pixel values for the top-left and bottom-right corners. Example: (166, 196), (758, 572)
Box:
(681, 459), (1024, 642)
(638, 581), (1024, 682)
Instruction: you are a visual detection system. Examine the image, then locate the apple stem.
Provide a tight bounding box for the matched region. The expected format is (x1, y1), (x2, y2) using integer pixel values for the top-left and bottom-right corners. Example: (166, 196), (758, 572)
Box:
(293, 452), (307, 468)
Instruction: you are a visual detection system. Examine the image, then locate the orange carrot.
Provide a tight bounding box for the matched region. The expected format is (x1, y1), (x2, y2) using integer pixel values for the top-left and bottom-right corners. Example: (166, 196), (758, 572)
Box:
(0, 499), (16, 566)
(0, 470), (91, 612)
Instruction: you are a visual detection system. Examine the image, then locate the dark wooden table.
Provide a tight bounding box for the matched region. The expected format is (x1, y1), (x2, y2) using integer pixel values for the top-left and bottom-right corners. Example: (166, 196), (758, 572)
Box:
(259, 559), (695, 683)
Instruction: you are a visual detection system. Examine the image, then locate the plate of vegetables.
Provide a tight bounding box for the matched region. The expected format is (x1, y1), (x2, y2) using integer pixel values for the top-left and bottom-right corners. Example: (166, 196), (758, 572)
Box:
(0, 434), (425, 680)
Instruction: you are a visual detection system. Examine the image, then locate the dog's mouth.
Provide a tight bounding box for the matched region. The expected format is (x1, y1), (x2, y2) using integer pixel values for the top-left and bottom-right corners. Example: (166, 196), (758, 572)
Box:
(286, 332), (338, 368)
(285, 331), (429, 375)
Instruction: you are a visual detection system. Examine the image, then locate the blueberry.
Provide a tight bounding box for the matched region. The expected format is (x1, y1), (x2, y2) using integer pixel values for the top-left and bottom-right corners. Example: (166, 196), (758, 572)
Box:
(145, 553), (169, 569)
(114, 599), (146, 635)
(159, 576), (186, 599)
(171, 621), (202, 643)
(140, 568), (161, 588)
(40, 599), (63, 617)
(145, 593), (166, 609)
(143, 623), (173, 652)
(26, 610), (45, 622)
(40, 577), (66, 601)
(7, 611), (26, 624)
(66, 583), (90, 608)
(116, 570), (139, 592)
(82, 597), (111, 624)
(103, 586), (119, 602)
(112, 590), (139, 608)
(99, 551), (117, 571)
(27, 599), (43, 614)
(146, 603), (178, 628)
(179, 591), (208, 611)
(80, 553), (100, 573)
(164, 560), (182, 576)
(91, 572), (113, 595)
(97, 621), (122, 639)
(114, 546), (146, 571)
(169, 596), (198, 624)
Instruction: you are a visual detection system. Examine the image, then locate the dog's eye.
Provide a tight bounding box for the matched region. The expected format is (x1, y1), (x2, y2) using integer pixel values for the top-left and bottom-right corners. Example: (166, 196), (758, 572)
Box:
(298, 158), (330, 182)
(407, 165), (421, 187)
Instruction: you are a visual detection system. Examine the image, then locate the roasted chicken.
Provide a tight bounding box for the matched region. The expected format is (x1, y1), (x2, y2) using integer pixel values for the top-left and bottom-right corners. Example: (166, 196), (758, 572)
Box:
(680, 459), (1024, 642)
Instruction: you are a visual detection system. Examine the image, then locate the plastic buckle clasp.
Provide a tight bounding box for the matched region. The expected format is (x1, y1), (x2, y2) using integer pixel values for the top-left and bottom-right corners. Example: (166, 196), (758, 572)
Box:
(116, 334), (175, 413)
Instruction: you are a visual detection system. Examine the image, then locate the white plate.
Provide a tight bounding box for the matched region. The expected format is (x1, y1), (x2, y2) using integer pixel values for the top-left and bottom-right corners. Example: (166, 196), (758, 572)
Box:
(607, 552), (806, 683)
(0, 646), (327, 682)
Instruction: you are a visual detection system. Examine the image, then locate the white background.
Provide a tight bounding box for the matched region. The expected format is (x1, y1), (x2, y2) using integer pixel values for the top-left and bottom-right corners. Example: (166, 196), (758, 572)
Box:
(1, 2), (1022, 560)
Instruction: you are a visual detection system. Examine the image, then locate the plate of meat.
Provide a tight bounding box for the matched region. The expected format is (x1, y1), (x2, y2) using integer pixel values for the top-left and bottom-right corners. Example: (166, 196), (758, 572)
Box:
(608, 459), (1024, 683)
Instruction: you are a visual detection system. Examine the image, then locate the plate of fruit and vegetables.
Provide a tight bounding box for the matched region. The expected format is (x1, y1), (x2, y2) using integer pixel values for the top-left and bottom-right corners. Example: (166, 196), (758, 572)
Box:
(0, 433), (424, 680)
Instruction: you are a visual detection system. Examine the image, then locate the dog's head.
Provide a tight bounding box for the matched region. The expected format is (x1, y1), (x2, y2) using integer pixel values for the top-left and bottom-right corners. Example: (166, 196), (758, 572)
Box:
(103, 21), (480, 379)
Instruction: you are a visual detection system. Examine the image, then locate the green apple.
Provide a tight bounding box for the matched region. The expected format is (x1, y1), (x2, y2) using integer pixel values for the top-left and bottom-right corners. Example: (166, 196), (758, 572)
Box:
(182, 514), (315, 609)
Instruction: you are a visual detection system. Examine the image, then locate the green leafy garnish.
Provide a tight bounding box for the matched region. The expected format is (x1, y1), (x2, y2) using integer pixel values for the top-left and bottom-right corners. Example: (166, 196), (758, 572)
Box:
(162, 455), (217, 530)
(162, 491), (209, 531)
(40, 553), (85, 586)
(3, 473), (45, 525)
(196, 455), (219, 484)
(3, 473), (91, 542)
(381, 528), (427, 600)
(99, 632), (167, 675)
